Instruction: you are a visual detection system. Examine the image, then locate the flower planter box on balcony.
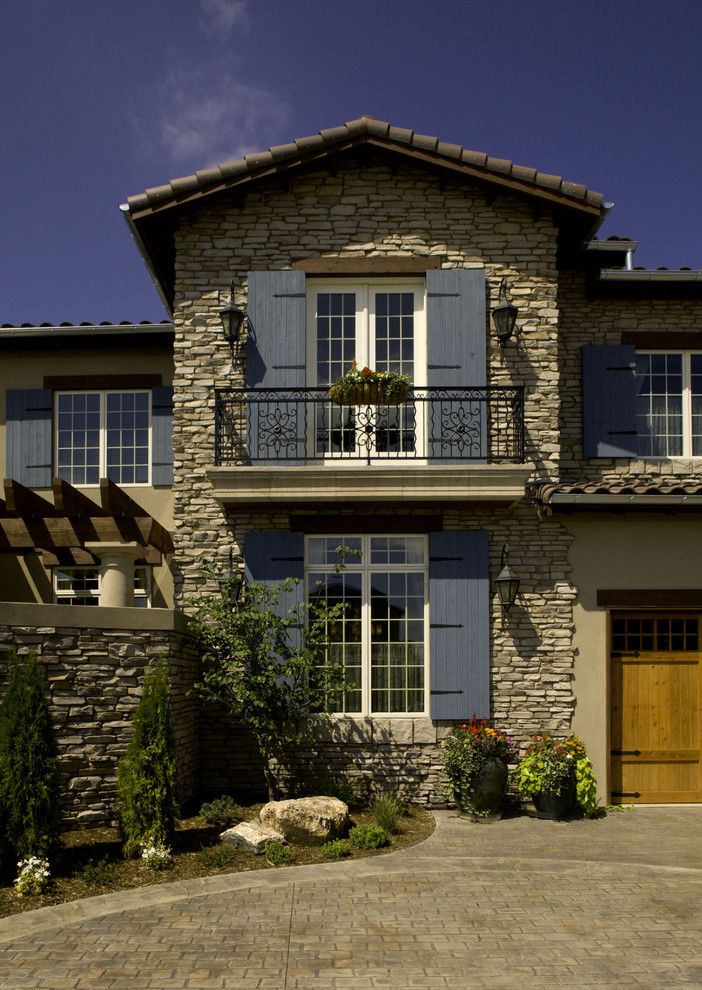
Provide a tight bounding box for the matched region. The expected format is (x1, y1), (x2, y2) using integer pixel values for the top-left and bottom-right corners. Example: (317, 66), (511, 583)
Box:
(328, 382), (410, 406)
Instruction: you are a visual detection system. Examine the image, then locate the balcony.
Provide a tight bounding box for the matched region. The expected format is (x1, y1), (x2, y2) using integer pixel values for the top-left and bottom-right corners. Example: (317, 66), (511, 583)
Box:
(207, 387), (532, 506)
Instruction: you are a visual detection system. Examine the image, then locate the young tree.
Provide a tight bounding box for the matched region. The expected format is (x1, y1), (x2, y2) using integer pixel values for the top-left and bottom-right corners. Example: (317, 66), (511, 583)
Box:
(0, 651), (60, 875)
(116, 659), (178, 856)
(190, 574), (347, 801)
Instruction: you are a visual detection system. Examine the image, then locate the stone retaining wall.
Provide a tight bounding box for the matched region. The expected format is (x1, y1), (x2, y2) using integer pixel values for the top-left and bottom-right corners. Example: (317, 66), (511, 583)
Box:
(0, 607), (199, 828)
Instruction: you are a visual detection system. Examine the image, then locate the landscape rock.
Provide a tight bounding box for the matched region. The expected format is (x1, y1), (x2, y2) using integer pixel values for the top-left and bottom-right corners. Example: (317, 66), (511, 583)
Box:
(220, 820), (286, 855)
(260, 796), (348, 845)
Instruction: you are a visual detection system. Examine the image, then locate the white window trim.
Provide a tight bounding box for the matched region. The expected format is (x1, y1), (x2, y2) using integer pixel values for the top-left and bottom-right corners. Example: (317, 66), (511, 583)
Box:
(54, 389), (152, 487)
(304, 534), (429, 717)
(636, 350), (702, 459)
(53, 565), (152, 607)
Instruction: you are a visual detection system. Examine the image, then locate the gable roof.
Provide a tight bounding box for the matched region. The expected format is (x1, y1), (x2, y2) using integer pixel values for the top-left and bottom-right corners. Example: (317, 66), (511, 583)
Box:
(122, 115), (607, 313)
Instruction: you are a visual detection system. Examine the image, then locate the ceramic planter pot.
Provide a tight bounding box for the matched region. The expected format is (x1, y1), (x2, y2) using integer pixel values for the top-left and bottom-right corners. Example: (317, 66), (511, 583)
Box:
(457, 757), (508, 821)
(533, 784), (576, 820)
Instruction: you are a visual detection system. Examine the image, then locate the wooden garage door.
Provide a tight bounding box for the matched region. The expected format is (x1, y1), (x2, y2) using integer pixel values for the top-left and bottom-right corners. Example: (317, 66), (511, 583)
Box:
(611, 612), (702, 803)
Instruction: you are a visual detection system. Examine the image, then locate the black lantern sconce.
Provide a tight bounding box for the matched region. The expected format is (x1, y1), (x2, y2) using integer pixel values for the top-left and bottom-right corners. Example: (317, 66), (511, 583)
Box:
(495, 544), (520, 613)
(219, 279), (246, 351)
(492, 278), (519, 348)
(218, 548), (244, 603)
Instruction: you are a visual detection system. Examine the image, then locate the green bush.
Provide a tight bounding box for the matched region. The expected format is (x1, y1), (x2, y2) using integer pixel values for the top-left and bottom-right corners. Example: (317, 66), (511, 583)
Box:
(265, 841), (293, 866)
(349, 824), (389, 849)
(199, 796), (241, 827)
(80, 856), (119, 887)
(116, 660), (178, 857)
(322, 839), (351, 860)
(199, 843), (239, 869)
(370, 793), (405, 834)
(0, 651), (61, 876)
(308, 770), (359, 806)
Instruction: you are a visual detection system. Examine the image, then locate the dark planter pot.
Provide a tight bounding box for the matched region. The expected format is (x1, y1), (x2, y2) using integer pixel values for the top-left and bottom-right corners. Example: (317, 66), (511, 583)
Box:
(457, 758), (508, 822)
(533, 785), (576, 820)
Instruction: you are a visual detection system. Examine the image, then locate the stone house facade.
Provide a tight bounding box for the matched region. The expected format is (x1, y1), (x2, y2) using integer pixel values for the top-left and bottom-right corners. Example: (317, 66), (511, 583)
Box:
(1, 116), (700, 818)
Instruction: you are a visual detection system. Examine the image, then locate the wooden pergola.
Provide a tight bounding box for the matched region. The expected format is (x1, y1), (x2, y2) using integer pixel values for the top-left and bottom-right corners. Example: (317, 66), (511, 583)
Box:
(0, 478), (173, 566)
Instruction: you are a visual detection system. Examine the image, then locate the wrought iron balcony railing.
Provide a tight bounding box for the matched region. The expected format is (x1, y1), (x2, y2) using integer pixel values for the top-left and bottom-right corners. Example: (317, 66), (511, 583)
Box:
(214, 387), (525, 465)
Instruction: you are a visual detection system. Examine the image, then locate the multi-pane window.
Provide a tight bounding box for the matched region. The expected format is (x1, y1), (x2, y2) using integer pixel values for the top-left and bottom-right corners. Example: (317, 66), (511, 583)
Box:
(308, 281), (425, 458)
(56, 391), (150, 485)
(54, 566), (150, 607)
(306, 535), (427, 715)
(635, 353), (702, 457)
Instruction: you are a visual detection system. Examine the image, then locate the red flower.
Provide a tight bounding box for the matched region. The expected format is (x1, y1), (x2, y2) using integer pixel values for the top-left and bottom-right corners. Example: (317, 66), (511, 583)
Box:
(362, 367), (372, 378)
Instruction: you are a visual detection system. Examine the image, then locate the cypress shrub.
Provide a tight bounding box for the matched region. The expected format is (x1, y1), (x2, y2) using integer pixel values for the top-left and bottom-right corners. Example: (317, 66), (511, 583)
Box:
(0, 651), (60, 876)
(116, 659), (178, 857)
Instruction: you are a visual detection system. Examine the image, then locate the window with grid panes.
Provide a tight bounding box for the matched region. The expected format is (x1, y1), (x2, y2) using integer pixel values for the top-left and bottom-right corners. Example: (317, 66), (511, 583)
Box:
(55, 391), (151, 485)
(307, 281), (425, 457)
(54, 566), (151, 607)
(306, 535), (427, 714)
(635, 353), (702, 456)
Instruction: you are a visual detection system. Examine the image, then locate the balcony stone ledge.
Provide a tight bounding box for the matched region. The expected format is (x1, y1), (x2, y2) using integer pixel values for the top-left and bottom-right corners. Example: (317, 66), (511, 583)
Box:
(206, 463), (534, 505)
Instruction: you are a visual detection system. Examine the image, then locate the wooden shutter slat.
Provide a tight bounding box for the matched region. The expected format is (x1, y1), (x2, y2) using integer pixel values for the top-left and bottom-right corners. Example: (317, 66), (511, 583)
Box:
(244, 531), (305, 650)
(429, 531), (489, 721)
(582, 344), (638, 457)
(6, 389), (53, 488)
(247, 271), (306, 463)
(151, 386), (173, 486)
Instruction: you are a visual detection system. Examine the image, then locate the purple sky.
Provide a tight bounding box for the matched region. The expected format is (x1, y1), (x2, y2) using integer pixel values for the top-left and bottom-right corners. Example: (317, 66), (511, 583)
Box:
(3, 0), (701, 324)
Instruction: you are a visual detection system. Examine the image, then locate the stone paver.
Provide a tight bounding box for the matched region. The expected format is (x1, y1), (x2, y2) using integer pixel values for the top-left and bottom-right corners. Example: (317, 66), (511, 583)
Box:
(0, 808), (700, 989)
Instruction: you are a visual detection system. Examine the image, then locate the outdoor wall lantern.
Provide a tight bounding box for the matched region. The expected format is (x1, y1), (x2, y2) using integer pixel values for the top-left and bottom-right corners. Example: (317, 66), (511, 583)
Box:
(219, 279), (246, 349)
(218, 547), (244, 603)
(492, 278), (519, 347)
(495, 544), (520, 612)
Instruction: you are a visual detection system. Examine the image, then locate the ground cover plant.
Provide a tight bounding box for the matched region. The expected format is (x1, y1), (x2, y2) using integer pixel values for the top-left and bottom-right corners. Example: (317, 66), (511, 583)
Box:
(0, 802), (435, 918)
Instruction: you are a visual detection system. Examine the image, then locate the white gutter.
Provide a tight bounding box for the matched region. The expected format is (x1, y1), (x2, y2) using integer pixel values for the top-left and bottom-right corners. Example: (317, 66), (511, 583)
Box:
(0, 323), (173, 340)
(119, 203), (173, 317)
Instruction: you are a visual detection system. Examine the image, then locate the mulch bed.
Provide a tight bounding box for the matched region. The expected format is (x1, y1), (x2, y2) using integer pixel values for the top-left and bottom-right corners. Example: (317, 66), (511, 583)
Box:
(0, 804), (435, 918)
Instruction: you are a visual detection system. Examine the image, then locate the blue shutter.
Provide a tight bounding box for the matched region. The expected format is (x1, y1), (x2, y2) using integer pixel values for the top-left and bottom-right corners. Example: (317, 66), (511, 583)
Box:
(244, 531), (305, 649)
(6, 389), (53, 487)
(247, 271), (306, 464)
(151, 386), (173, 485)
(429, 531), (489, 721)
(582, 345), (638, 457)
(427, 269), (487, 460)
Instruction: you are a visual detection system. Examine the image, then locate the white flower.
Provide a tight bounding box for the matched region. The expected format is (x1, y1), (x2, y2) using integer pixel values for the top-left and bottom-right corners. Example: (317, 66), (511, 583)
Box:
(140, 838), (172, 870)
(14, 856), (51, 897)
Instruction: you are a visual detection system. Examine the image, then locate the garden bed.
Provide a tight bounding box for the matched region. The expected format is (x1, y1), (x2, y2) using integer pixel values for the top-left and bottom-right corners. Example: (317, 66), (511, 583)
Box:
(0, 803), (435, 918)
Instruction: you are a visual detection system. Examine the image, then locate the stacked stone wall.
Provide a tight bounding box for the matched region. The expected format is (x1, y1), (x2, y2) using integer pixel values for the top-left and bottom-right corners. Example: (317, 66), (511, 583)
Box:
(558, 269), (702, 484)
(0, 622), (199, 828)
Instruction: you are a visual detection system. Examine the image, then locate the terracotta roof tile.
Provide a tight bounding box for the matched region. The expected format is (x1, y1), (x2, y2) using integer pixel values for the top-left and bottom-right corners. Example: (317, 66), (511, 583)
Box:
(125, 116), (606, 220)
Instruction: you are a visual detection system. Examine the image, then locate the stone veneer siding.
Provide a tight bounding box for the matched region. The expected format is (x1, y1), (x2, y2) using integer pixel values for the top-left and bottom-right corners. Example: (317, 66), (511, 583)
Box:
(558, 268), (702, 484)
(0, 612), (199, 828)
(168, 151), (580, 800)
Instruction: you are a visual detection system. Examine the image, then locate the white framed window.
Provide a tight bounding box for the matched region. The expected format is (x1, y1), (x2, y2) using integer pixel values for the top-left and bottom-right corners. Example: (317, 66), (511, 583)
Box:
(54, 566), (151, 607)
(306, 535), (428, 716)
(55, 391), (151, 485)
(635, 352), (702, 457)
(306, 280), (426, 459)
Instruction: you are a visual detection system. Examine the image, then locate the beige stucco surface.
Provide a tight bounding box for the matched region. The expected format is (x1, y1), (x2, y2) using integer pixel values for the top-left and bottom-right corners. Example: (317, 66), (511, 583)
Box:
(565, 512), (702, 799)
(0, 344), (175, 606)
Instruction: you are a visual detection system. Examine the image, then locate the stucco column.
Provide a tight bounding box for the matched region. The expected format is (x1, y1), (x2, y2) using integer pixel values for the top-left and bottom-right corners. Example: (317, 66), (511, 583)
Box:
(85, 542), (143, 607)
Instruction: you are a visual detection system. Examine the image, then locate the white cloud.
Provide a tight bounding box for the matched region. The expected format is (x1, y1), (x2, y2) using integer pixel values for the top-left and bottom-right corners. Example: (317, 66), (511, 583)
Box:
(199, 0), (249, 37)
(137, 68), (289, 174)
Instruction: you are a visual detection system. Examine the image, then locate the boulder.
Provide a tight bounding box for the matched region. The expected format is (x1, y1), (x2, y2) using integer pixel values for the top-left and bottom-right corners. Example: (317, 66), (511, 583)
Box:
(260, 796), (348, 846)
(220, 820), (286, 855)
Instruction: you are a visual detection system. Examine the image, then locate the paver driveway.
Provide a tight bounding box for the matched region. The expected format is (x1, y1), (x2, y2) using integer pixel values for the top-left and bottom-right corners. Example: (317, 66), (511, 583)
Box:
(0, 807), (700, 989)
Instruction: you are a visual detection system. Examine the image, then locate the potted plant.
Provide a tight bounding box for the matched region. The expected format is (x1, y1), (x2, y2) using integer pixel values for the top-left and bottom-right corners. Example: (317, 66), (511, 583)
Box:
(328, 361), (410, 406)
(441, 717), (516, 821)
(514, 733), (598, 820)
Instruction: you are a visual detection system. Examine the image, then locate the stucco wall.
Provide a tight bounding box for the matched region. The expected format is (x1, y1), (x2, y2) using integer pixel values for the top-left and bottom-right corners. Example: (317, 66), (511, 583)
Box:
(565, 513), (702, 798)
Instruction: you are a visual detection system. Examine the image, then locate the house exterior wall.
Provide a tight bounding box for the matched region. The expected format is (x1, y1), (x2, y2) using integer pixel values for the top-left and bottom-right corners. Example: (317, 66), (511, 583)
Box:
(168, 152), (583, 801)
(0, 605), (198, 827)
(0, 343), (175, 606)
